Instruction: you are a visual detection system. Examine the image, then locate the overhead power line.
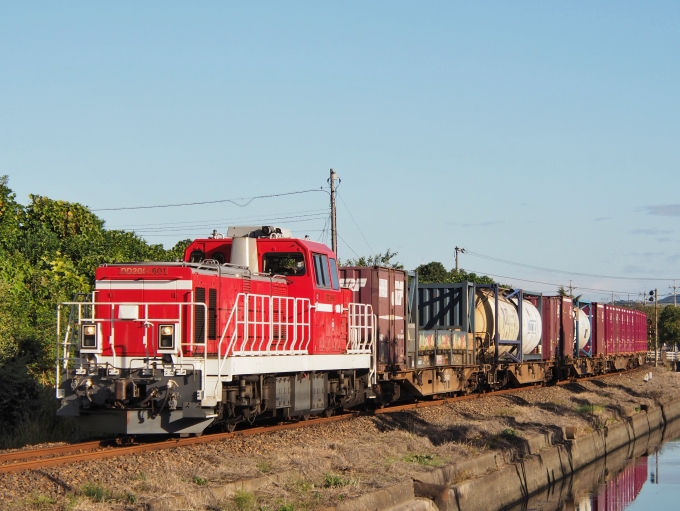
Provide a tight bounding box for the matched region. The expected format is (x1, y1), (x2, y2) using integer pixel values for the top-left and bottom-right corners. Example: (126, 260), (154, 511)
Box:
(107, 208), (329, 229)
(466, 268), (645, 295)
(127, 215), (328, 234)
(466, 250), (678, 282)
(93, 188), (327, 212)
(337, 191), (374, 255)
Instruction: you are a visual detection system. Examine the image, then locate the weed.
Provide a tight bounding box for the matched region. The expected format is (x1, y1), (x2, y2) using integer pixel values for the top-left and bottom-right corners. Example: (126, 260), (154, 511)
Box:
(81, 482), (135, 504)
(450, 470), (472, 484)
(256, 460), (273, 473)
(28, 495), (56, 508)
(82, 482), (111, 503)
(575, 403), (604, 414)
(233, 489), (255, 511)
(135, 471), (147, 481)
(193, 475), (208, 485)
(498, 407), (519, 417)
(323, 472), (355, 488)
(500, 428), (520, 442)
(292, 479), (313, 492)
(404, 453), (440, 466)
(64, 494), (80, 511)
(276, 504), (296, 511)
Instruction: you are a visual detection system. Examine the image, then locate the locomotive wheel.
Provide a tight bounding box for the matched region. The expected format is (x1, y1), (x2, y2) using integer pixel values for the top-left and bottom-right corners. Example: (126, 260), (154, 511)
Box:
(225, 422), (237, 433)
(301, 414), (311, 421)
(323, 408), (334, 418)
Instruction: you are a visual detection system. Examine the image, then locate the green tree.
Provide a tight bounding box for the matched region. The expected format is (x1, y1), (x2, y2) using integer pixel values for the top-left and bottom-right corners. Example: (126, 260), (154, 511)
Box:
(415, 261), (494, 284)
(659, 306), (680, 350)
(342, 249), (403, 269)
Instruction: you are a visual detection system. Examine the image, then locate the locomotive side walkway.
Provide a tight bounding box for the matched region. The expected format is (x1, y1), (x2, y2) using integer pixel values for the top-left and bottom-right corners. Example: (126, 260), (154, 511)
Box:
(1, 366), (679, 510)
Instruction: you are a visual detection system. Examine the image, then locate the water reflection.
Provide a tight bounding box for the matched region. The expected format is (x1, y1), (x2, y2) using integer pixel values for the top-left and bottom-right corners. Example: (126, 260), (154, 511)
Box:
(506, 419), (680, 511)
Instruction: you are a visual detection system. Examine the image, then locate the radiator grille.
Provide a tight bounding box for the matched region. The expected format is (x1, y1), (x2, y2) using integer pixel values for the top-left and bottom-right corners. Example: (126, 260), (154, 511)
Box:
(194, 287), (205, 344)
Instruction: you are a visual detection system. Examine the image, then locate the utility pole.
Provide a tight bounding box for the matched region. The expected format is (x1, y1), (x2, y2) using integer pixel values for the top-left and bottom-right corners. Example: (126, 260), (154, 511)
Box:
(454, 246), (466, 272)
(670, 280), (678, 307)
(649, 289), (658, 367)
(569, 280), (573, 297)
(329, 169), (338, 255)
(655, 288), (659, 368)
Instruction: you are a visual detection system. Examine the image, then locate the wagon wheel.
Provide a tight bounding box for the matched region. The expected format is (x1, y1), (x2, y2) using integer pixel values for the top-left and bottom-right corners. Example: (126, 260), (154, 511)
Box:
(301, 414), (311, 421)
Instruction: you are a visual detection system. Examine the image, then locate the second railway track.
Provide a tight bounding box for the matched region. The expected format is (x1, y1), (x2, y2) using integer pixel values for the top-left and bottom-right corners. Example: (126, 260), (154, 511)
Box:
(0, 367), (643, 475)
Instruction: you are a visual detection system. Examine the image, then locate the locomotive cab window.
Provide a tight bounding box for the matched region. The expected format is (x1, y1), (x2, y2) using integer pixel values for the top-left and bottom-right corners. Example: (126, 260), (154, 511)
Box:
(329, 258), (340, 290)
(211, 252), (225, 264)
(263, 252), (306, 276)
(189, 250), (205, 263)
(313, 253), (331, 288)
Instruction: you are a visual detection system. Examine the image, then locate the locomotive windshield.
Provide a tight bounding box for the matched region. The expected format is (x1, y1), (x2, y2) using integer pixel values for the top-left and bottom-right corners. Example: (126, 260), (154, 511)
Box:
(262, 252), (306, 276)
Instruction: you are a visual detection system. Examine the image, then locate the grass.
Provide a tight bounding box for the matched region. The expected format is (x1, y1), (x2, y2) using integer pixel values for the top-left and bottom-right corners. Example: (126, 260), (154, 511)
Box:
(575, 403), (605, 415)
(233, 489), (255, 511)
(193, 475), (208, 485)
(500, 428), (521, 442)
(498, 407), (520, 417)
(28, 495), (57, 509)
(403, 453), (441, 467)
(81, 482), (136, 505)
(0, 384), (87, 449)
(256, 459), (273, 473)
(323, 472), (356, 488)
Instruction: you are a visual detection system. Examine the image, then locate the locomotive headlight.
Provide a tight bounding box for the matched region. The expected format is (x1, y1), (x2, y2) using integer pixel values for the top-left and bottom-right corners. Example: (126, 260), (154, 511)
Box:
(159, 324), (175, 350)
(81, 323), (97, 349)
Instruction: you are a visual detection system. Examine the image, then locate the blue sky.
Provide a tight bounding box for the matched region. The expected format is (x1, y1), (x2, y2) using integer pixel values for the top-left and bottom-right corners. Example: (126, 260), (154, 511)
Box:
(1, 2), (679, 301)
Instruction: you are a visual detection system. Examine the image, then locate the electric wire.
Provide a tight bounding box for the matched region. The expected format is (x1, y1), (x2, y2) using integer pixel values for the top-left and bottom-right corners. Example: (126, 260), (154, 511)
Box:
(466, 250), (679, 282)
(126, 215), (328, 234)
(464, 268), (650, 296)
(337, 233), (360, 259)
(108, 208), (330, 229)
(336, 191), (374, 255)
(93, 188), (327, 212)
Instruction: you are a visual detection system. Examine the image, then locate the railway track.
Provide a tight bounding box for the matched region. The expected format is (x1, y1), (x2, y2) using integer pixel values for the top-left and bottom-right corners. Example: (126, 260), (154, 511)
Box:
(0, 367), (643, 474)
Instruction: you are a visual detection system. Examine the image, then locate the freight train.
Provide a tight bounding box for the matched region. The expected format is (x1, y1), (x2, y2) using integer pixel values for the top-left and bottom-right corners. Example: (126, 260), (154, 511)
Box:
(55, 226), (648, 435)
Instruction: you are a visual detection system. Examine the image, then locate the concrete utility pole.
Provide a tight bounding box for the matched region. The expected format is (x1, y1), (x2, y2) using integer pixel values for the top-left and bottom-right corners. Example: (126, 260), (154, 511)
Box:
(569, 280), (573, 297)
(329, 169), (338, 255)
(454, 246), (466, 272)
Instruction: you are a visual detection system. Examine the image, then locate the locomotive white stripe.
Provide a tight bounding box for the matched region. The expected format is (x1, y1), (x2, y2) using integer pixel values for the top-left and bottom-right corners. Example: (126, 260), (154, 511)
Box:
(94, 354), (372, 378)
(95, 280), (193, 290)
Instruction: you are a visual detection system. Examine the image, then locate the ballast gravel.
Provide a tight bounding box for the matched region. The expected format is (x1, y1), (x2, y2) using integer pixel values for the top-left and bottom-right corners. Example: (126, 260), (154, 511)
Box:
(1, 366), (678, 511)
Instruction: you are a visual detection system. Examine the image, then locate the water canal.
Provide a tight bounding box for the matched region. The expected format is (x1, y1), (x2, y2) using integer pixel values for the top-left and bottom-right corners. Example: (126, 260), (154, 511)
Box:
(505, 419), (680, 511)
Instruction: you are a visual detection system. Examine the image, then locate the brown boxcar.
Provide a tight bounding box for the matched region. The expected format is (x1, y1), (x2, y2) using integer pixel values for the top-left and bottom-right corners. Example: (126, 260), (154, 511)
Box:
(338, 267), (407, 371)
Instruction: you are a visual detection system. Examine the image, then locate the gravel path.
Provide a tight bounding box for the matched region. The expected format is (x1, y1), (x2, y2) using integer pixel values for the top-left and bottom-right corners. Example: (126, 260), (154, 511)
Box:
(1, 366), (678, 511)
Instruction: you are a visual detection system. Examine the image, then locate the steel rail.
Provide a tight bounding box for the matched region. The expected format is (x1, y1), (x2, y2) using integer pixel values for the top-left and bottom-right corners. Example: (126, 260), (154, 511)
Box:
(0, 367), (643, 474)
(0, 413), (357, 474)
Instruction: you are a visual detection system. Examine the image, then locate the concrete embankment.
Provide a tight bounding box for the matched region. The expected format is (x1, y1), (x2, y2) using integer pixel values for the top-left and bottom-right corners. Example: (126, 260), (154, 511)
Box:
(324, 398), (680, 511)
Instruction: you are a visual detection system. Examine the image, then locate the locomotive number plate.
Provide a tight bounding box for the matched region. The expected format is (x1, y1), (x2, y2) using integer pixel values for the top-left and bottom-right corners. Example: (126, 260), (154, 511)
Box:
(118, 267), (168, 275)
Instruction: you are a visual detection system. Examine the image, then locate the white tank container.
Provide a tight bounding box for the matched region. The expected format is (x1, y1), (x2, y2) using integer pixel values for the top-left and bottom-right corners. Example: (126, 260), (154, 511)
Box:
(475, 291), (543, 356)
(574, 308), (591, 352)
(511, 298), (543, 354)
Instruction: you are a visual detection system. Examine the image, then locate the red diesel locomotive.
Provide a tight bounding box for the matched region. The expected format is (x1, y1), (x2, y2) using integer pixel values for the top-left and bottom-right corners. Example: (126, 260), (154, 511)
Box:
(56, 226), (648, 435)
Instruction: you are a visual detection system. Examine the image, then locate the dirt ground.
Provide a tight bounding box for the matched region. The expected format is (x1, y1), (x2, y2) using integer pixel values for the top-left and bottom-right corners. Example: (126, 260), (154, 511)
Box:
(1, 365), (678, 511)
